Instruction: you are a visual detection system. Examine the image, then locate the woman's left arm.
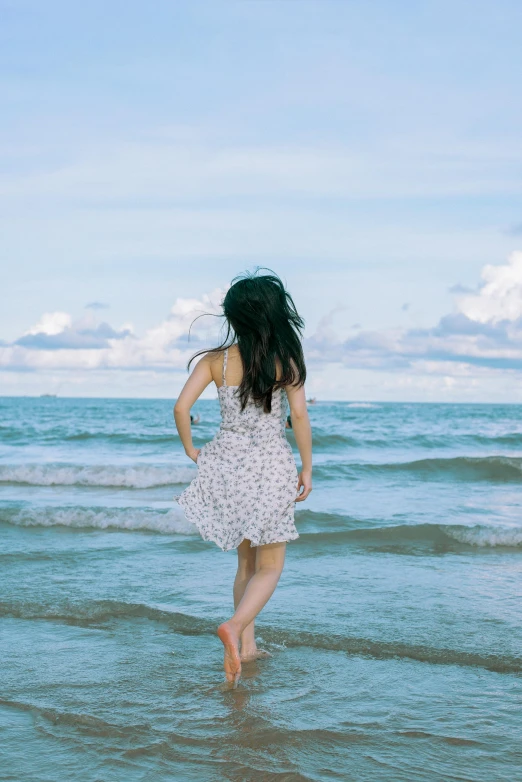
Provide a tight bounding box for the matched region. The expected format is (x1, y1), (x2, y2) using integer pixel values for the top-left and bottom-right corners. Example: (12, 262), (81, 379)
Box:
(174, 355), (213, 462)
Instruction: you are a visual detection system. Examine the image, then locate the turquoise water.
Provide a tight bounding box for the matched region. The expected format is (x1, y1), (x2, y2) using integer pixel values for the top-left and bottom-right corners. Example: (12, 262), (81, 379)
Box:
(1, 396), (521, 781)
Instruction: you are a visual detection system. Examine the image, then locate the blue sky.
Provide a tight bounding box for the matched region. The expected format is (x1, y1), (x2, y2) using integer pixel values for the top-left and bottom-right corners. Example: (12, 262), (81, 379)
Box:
(1, 0), (522, 400)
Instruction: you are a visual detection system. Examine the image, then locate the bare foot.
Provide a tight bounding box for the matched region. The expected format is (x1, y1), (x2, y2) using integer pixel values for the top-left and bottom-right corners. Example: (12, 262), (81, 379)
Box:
(217, 621), (242, 686)
(240, 648), (272, 663)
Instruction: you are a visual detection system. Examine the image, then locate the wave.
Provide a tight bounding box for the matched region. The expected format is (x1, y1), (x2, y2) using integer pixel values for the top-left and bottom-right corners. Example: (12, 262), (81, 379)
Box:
(377, 455), (522, 482)
(315, 455), (522, 483)
(311, 433), (361, 448)
(5, 422), (522, 453)
(2, 598), (519, 675)
(414, 432), (522, 448)
(0, 426), (218, 449)
(444, 526), (522, 547)
(295, 523), (522, 549)
(2, 504), (520, 549)
(16, 454), (515, 491)
(0, 506), (197, 535)
(0, 599), (211, 632)
(0, 464), (195, 488)
(0, 504), (360, 537)
(0, 697), (370, 761)
(309, 431), (522, 451)
(0, 429), (182, 445)
(295, 510), (522, 549)
(0, 698), (150, 739)
(64, 431), (180, 444)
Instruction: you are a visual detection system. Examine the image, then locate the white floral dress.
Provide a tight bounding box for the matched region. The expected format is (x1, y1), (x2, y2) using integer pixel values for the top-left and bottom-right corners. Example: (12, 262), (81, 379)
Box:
(174, 348), (300, 551)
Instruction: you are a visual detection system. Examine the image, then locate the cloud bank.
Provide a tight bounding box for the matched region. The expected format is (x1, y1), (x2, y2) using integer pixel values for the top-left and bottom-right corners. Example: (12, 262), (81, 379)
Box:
(1, 289), (225, 373)
(308, 252), (522, 374)
(1, 254), (521, 397)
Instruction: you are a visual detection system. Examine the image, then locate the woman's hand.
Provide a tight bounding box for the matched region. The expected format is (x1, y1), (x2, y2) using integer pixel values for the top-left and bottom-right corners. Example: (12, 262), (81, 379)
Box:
(186, 447), (201, 463)
(296, 469), (312, 502)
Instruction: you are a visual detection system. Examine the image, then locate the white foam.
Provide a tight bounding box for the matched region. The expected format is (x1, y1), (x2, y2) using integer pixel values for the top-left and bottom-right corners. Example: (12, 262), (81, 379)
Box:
(0, 464), (196, 489)
(445, 525), (522, 547)
(346, 403), (379, 409)
(3, 506), (198, 535)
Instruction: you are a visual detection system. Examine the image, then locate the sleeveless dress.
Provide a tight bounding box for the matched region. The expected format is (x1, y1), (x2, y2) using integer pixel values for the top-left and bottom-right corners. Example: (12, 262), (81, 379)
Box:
(173, 348), (300, 551)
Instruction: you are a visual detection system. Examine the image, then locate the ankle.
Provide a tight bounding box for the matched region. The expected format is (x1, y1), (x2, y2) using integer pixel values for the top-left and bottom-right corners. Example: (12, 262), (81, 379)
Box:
(223, 617), (242, 635)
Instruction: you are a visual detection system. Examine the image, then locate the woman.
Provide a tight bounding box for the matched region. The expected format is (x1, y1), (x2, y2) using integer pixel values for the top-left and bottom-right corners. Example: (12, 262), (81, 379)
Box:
(173, 271), (312, 687)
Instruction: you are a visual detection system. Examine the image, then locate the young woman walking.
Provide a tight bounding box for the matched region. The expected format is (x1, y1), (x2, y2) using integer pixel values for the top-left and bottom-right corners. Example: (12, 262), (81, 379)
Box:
(173, 271), (312, 686)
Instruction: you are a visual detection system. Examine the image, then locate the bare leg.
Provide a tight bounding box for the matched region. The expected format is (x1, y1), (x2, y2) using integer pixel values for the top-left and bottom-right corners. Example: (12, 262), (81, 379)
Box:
(233, 540), (272, 661)
(233, 540), (257, 658)
(218, 542), (286, 683)
(218, 539), (255, 684)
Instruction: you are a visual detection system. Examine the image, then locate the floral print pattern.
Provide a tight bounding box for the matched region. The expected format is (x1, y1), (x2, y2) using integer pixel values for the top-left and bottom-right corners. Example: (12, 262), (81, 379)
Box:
(174, 348), (300, 551)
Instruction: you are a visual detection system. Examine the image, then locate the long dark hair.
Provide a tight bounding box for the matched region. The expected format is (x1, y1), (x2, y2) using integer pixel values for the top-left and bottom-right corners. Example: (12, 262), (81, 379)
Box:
(188, 269), (306, 412)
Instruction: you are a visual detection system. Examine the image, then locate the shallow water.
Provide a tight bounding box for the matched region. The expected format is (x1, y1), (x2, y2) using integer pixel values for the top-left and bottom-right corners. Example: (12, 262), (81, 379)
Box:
(1, 396), (521, 781)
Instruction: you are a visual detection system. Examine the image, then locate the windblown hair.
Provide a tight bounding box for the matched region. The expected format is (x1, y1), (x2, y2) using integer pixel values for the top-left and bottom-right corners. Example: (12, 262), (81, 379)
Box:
(188, 269), (306, 413)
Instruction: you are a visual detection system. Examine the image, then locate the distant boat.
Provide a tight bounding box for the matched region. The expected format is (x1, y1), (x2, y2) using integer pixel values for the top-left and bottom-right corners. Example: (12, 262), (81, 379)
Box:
(307, 397), (317, 405)
(40, 393), (57, 398)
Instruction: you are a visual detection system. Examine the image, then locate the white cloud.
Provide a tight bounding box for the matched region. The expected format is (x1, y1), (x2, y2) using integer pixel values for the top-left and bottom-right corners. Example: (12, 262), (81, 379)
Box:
(457, 251), (522, 323)
(306, 251), (522, 373)
(24, 311), (72, 336)
(2, 256), (522, 402)
(0, 288), (226, 373)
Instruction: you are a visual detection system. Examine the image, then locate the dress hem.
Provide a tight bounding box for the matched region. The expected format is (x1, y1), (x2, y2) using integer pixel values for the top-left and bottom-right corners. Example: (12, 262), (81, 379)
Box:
(174, 493), (299, 552)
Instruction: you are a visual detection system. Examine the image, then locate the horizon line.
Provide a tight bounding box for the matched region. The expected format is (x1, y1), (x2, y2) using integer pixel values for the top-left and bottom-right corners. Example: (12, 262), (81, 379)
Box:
(1, 395), (521, 406)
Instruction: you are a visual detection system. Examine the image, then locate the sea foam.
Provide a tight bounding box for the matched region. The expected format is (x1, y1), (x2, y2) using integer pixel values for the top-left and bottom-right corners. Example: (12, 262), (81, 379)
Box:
(444, 525), (522, 547)
(1, 506), (197, 535)
(2, 505), (521, 547)
(0, 464), (195, 488)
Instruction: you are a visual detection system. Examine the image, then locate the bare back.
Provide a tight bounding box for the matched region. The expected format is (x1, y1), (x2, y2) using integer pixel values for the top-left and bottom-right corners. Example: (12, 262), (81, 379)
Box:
(209, 344), (284, 389)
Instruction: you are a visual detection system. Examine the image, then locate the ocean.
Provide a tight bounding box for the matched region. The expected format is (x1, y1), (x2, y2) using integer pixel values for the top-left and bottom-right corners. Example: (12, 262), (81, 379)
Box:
(1, 396), (521, 781)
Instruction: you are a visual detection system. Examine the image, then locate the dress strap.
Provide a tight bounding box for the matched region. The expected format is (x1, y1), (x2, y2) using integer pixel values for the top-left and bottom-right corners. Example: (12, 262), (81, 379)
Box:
(222, 348), (228, 387)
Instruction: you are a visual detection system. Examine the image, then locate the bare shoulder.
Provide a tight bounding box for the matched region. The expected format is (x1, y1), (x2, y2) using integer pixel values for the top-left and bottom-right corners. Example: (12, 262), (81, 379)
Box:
(200, 347), (227, 386)
(192, 350), (221, 383)
(200, 348), (223, 366)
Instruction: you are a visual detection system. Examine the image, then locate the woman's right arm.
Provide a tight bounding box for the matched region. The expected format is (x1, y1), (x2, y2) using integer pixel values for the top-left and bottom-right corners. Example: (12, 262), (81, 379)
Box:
(285, 382), (312, 502)
(174, 355), (213, 462)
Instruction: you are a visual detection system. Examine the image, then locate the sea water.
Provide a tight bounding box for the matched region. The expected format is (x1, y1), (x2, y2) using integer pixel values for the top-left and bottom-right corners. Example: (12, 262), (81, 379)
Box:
(1, 396), (521, 781)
